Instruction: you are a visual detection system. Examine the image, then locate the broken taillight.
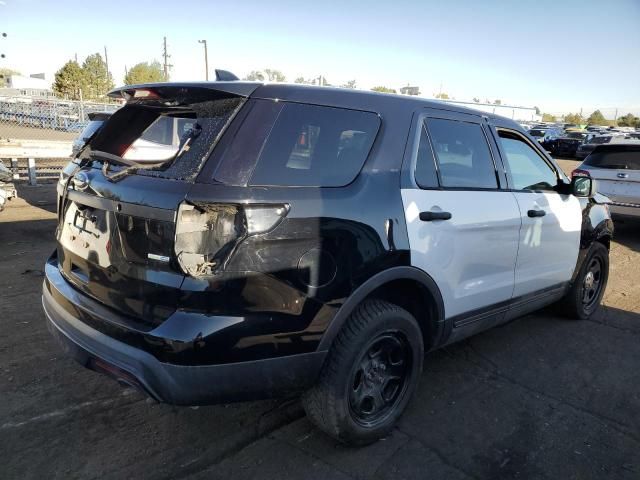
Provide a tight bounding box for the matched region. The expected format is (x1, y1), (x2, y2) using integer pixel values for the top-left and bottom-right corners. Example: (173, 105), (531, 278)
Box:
(174, 202), (289, 277)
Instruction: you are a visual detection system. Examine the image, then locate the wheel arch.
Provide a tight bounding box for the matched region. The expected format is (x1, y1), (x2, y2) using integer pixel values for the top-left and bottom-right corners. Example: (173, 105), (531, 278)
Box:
(318, 266), (446, 352)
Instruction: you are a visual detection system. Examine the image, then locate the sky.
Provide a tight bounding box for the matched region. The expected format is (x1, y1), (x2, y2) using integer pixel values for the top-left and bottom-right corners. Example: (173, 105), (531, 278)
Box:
(1, 0), (639, 117)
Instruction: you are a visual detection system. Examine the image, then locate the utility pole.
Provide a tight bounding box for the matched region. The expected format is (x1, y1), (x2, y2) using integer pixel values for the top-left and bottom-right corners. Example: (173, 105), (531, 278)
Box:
(104, 46), (109, 77)
(162, 36), (172, 81)
(198, 39), (209, 81)
(614, 108), (618, 126)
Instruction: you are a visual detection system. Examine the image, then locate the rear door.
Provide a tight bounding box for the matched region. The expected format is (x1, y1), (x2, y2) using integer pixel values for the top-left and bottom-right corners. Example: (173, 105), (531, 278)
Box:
(401, 110), (521, 322)
(491, 127), (582, 298)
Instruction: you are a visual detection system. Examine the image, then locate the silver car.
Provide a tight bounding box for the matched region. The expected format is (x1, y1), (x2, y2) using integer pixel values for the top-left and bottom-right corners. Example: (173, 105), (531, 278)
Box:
(576, 142), (640, 218)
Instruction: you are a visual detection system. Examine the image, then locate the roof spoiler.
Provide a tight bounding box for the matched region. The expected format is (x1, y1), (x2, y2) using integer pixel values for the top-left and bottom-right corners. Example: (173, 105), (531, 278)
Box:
(107, 79), (259, 101)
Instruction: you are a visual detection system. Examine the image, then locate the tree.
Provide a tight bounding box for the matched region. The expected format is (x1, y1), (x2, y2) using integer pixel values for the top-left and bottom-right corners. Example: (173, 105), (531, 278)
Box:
(53, 60), (87, 100)
(494, 99), (502, 105)
(617, 113), (639, 127)
(341, 79), (357, 89)
(82, 53), (114, 100)
(542, 113), (557, 122)
(244, 69), (286, 82)
(371, 86), (397, 94)
(124, 61), (165, 85)
(0, 67), (20, 82)
(586, 110), (606, 125)
(563, 112), (584, 124)
(472, 97), (480, 103)
(263, 69), (286, 82)
(434, 92), (449, 99)
(244, 70), (265, 81)
(294, 76), (308, 84)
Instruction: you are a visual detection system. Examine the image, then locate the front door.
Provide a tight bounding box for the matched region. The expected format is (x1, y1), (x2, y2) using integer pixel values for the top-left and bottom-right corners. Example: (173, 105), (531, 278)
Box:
(492, 127), (582, 298)
(401, 111), (521, 321)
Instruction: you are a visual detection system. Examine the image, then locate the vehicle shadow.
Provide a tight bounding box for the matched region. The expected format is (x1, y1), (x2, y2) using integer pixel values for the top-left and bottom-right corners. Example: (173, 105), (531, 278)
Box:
(612, 216), (640, 253)
(12, 183), (58, 215)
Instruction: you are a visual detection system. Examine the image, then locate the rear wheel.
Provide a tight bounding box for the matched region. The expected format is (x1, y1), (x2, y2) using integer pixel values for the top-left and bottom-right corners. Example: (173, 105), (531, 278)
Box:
(561, 242), (609, 319)
(302, 300), (423, 445)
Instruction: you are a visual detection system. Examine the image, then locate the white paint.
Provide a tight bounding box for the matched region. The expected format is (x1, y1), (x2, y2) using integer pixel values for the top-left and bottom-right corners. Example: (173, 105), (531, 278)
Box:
(401, 189), (522, 318)
(510, 192), (581, 297)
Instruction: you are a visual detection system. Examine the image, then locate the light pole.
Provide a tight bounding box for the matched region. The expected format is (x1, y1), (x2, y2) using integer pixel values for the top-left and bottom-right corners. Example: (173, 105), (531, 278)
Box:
(198, 39), (209, 81)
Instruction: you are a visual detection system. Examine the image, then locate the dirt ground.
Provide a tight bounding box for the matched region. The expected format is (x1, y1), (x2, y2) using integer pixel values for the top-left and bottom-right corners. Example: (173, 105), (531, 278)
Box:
(1, 165), (639, 479)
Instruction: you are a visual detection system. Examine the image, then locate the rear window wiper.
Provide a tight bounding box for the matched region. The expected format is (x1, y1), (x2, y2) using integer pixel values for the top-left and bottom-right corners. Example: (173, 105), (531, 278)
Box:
(90, 150), (140, 168)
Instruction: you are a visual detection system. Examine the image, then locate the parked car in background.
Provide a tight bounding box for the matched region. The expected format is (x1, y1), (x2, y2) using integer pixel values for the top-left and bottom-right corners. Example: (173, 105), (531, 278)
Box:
(528, 127), (561, 148)
(71, 112), (112, 156)
(45, 81), (612, 445)
(547, 131), (595, 158)
(575, 134), (632, 159)
(0, 160), (17, 212)
(575, 143), (640, 218)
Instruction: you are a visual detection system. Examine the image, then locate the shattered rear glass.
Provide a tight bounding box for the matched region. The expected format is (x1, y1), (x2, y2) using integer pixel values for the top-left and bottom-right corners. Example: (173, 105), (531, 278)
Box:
(80, 90), (244, 182)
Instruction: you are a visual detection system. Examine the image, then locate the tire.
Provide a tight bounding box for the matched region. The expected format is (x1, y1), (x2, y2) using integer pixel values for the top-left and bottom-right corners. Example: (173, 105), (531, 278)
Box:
(302, 299), (424, 445)
(560, 242), (609, 319)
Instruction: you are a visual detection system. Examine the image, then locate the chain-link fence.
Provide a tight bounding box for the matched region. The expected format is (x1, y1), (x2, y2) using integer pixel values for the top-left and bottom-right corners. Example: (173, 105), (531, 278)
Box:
(0, 94), (120, 183)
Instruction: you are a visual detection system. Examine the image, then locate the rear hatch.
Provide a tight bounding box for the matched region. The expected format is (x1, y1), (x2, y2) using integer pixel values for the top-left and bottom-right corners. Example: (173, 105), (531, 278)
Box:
(581, 144), (640, 204)
(56, 83), (257, 326)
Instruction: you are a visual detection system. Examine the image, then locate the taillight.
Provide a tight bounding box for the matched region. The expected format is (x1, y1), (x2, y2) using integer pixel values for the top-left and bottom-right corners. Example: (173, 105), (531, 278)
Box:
(571, 168), (591, 178)
(174, 202), (289, 277)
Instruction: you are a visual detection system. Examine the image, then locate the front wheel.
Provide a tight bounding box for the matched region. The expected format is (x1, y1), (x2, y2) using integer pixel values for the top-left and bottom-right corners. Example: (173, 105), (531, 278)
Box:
(302, 300), (424, 445)
(561, 242), (609, 319)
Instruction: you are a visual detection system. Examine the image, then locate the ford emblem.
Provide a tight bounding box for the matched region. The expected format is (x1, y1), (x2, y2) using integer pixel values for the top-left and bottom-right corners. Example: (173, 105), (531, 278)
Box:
(72, 171), (90, 191)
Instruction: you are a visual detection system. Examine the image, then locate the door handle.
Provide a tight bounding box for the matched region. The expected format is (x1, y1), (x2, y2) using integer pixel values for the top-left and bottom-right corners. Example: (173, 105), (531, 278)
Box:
(420, 211), (452, 221)
(527, 209), (546, 218)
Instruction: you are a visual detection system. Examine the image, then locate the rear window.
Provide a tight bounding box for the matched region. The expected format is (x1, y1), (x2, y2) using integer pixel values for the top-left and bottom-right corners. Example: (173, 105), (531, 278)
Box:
(529, 129), (545, 137)
(589, 136), (612, 144)
(81, 90), (243, 181)
(584, 150), (640, 170)
(213, 100), (380, 187)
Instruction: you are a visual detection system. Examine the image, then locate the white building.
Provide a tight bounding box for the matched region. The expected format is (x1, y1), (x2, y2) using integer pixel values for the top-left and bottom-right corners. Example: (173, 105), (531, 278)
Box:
(439, 99), (541, 122)
(0, 74), (53, 98)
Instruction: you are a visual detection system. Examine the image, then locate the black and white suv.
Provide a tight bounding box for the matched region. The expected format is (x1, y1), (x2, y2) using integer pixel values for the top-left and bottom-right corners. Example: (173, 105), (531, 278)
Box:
(44, 81), (613, 445)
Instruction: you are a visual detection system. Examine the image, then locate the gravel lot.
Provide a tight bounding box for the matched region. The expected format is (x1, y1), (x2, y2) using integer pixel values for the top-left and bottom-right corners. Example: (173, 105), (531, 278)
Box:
(1, 163), (639, 479)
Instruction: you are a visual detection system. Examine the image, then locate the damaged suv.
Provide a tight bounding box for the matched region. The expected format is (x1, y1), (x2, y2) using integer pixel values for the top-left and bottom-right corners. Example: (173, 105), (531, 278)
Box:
(44, 81), (613, 445)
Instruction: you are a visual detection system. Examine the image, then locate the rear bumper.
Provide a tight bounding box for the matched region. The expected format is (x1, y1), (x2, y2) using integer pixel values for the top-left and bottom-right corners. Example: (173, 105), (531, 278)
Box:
(43, 260), (326, 405)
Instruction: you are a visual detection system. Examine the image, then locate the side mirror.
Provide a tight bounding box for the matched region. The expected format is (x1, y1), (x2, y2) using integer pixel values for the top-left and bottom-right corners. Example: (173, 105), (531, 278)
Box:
(571, 174), (596, 198)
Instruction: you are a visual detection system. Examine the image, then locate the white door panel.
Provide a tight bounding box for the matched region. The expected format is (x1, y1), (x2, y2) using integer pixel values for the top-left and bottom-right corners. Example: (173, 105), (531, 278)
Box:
(402, 189), (521, 318)
(511, 192), (581, 297)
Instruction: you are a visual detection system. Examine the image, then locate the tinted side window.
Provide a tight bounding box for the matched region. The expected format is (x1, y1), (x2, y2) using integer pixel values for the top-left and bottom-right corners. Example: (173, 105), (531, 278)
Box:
(214, 100), (380, 187)
(250, 103), (379, 187)
(498, 131), (558, 191)
(425, 118), (497, 189)
(414, 122), (438, 188)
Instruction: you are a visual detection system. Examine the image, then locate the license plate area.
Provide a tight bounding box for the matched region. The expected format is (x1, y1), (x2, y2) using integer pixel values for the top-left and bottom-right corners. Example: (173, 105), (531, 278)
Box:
(60, 202), (112, 267)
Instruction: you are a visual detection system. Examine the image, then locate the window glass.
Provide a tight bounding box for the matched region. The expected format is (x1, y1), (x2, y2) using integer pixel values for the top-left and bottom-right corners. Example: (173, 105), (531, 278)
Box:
(498, 132), (558, 190)
(426, 118), (497, 188)
(414, 122), (438, 188)
(583, 150), (640, 170)
(214, 100), (380, 187)
(140, 116), (174, 145)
